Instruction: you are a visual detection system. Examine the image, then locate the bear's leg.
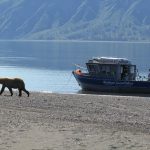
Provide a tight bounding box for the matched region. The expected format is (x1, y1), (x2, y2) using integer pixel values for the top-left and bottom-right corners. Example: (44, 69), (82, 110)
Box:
(8, 87), (13, 96)
(23, 88), (30, 97)
(18, 89), (22, 97)
(0, 85), (5, 95)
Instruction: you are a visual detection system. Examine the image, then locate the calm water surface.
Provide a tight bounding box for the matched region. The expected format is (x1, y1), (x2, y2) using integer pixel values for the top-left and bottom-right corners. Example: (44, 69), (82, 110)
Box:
(0, 40), (150, 93)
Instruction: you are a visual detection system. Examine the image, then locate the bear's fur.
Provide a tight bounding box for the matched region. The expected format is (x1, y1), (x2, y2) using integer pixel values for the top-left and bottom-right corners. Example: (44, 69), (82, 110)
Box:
(0, 78), (29, 97)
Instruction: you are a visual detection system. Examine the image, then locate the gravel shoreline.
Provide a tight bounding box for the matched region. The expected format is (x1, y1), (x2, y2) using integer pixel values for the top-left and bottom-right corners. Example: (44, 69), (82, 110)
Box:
(0, 91), (150, 149)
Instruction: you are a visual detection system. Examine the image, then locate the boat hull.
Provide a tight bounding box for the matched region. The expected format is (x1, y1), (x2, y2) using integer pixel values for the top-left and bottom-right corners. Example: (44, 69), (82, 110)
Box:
(73, 71), (150, 94)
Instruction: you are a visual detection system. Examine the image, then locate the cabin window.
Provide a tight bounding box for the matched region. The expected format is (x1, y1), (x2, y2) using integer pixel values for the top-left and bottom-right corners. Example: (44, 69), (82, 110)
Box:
(110, 66), (116, 76)
(97, 65), (107, 75)
(99, 65), (116, 77)
(98, 65), (109, 72)
(130, 66), (135, 74)
(121, 65), (133, 80)
(88, 64), (97, 73)
(101, 66), (106, 74)
(106, 66), (110, 73)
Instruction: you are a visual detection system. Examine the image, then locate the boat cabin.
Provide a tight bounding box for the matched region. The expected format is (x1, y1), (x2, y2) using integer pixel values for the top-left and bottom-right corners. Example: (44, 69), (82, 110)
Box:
(86, 57), (136, 81)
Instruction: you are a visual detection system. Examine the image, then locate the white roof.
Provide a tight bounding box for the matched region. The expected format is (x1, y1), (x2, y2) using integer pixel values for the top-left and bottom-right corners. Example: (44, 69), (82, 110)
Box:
(88, 57), (131, 65)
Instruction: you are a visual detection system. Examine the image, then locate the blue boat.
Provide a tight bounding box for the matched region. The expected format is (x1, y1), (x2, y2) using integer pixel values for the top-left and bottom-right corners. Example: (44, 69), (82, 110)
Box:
(73, 57), (150, 93)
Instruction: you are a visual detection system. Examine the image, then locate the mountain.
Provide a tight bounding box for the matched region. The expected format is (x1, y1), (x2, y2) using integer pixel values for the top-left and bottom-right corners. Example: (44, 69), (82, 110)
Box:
(0, 0), (149, 41)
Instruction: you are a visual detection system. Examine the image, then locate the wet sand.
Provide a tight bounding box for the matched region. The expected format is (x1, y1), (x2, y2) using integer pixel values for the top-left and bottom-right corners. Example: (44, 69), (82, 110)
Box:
(0, 91), (150, 150)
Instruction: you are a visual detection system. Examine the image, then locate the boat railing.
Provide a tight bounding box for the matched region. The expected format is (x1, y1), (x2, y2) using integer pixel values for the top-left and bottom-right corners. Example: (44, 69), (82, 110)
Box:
(136, 69), (148, 81)
(136, 75), (148, 81)
(74, 64), (87, 72)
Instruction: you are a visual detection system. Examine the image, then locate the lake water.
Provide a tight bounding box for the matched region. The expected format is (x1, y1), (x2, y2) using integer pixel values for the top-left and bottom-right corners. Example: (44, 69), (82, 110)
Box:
(0, 40), (150, 93)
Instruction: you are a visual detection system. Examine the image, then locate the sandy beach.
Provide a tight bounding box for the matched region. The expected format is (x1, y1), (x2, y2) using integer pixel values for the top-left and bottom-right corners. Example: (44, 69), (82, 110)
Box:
(0, 91), (150, 150)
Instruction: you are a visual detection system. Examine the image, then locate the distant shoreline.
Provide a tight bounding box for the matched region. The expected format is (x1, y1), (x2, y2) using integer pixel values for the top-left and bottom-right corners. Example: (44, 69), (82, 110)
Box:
(0, 39), (150, 44)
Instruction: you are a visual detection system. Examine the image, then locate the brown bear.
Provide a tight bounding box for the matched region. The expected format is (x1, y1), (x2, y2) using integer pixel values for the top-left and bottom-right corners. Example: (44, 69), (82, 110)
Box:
(0, 78), (29, 97)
